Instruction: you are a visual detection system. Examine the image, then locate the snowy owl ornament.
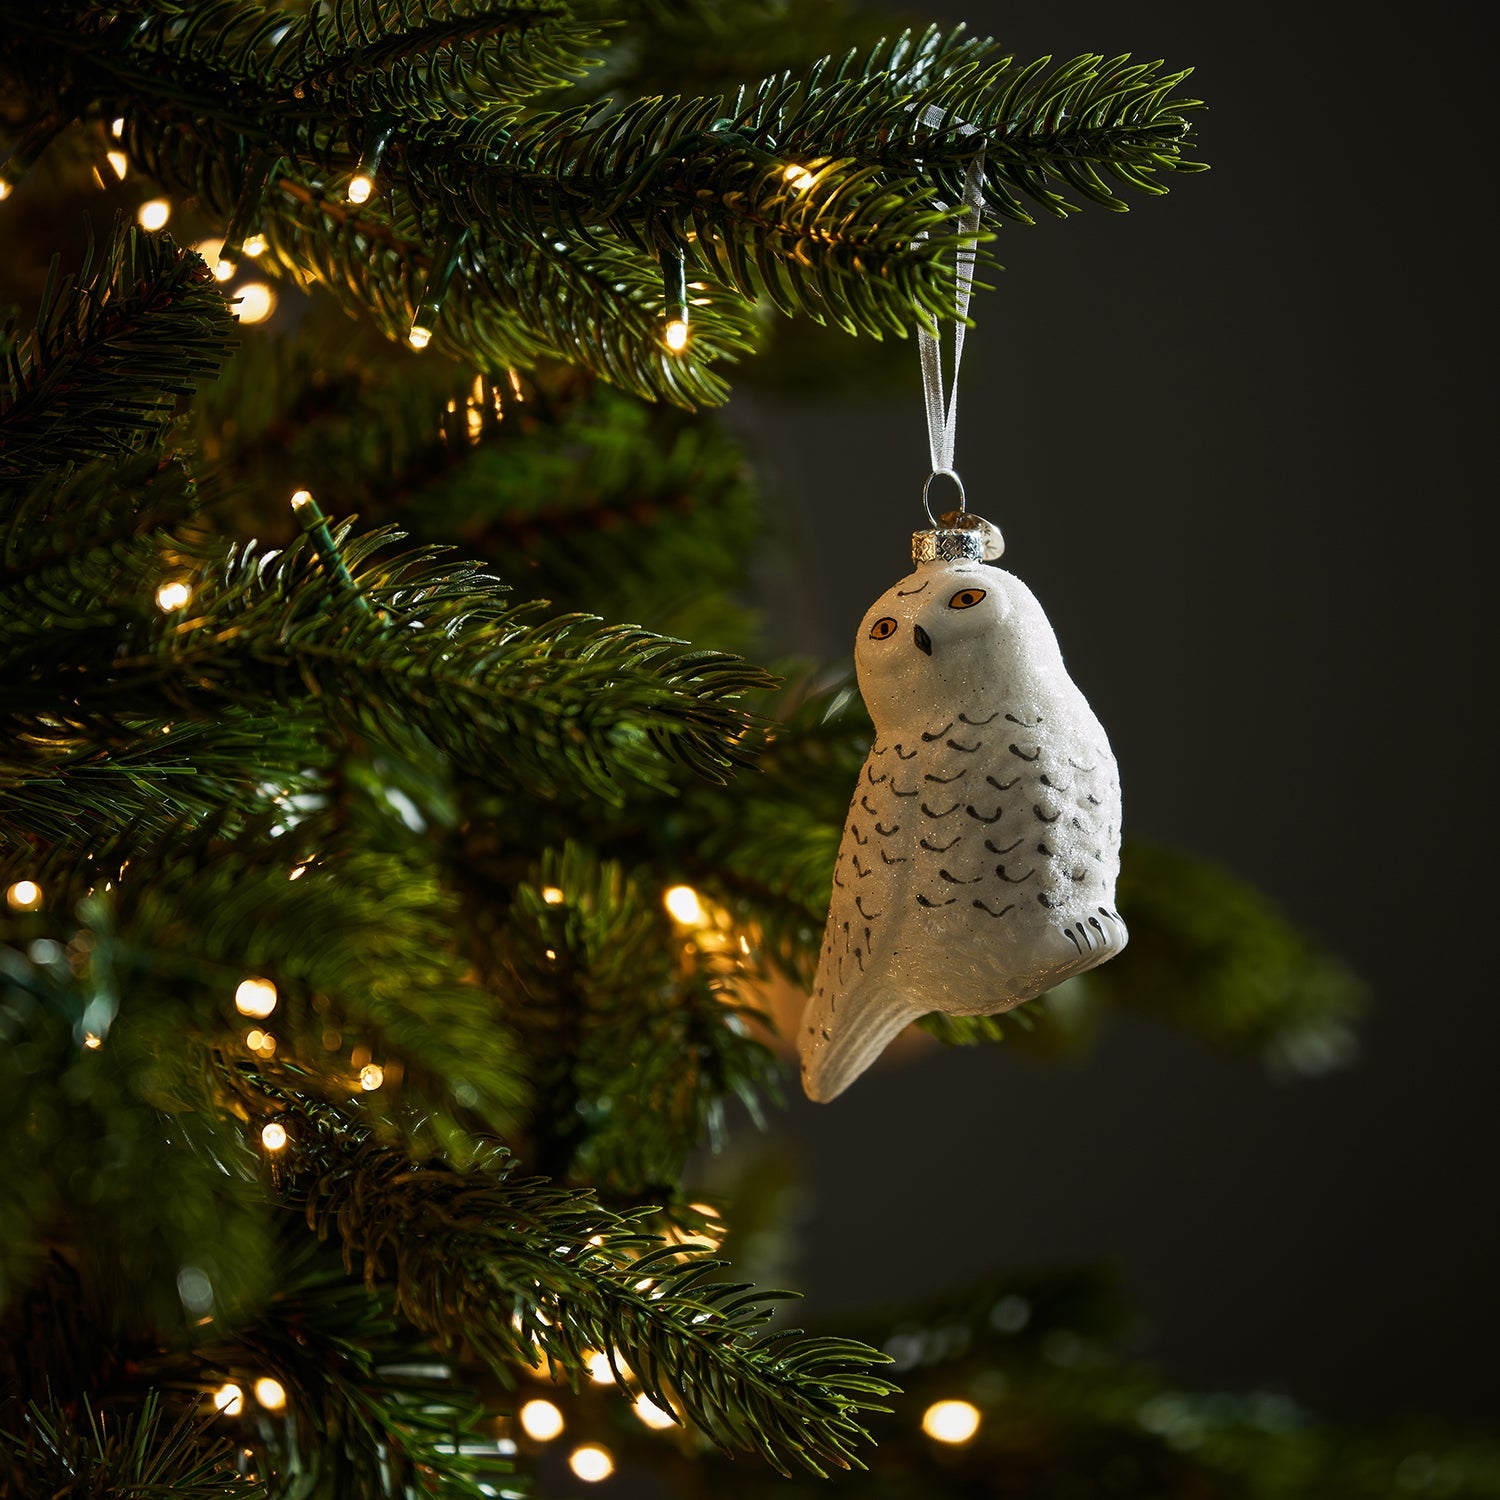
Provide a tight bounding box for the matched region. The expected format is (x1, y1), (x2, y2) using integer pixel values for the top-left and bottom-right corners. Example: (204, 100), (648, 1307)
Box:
(798, 138), (1127, 1102)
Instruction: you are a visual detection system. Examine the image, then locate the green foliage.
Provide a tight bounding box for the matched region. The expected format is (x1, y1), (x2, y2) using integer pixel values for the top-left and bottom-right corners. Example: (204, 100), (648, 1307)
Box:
(0, 6), (1202, 405)
(0, 223), (234, 481)
(274, 1087), (898, 1477)
(0, 1392), (264, 1499)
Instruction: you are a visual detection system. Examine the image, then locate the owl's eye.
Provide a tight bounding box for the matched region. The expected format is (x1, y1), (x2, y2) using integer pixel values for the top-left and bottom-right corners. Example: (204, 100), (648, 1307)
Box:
(948, 588), (987, 610)
(868, 616), (898, 640)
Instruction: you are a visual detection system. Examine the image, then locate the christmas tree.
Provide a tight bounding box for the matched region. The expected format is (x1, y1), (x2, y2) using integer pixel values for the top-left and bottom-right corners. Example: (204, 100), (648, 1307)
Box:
(2, 3), (1495, 1496)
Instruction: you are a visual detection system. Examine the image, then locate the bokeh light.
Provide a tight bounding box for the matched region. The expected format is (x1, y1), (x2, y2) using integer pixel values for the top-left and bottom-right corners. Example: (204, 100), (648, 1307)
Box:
(633, 1393), (675, 1430)
(359, 1063), (385, 1091)
(253, 1377), (287, 1411)
(235, 977), (277, 1018)
(155, 579), (191, 611)
(519, 1398), (563, 1441)
(214, 1383), (244, 1416)
(663, 885), (704, 925)
(568, 1444), (614, 1482)
(136, 198), (170, 230)
(260, 1122), (288, 1152)
(6, 880), (42, 911)
(922, 1398), (981, 1444)
(234, 283), (276, 324)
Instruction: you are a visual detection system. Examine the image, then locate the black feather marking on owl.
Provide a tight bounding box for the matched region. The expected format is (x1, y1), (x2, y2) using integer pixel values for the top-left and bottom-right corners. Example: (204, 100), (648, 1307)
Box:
(974, 899), (1015, 918)
(893, 784), (921, 797)
(861, 793), (879, 814)
(867, 764), (889, 784)
(851, 825), (869, 845)
(1069, 758), (1097, 772)
(895, 744), (918, 760)
(1009, 743), (1041, 763)
(946, 738), (981, 753)
(1037, 892), (1057, 908)
(879, 849), (908, 865)
(924, 768), (967, 784)
(959, 710), (999, 726)
(987, 774), (1019, 792)
(997, 864), (1035, 883)
(1089, 916), (1106, 937)
(833, 870), (846, 888)
(865, 926), (873, 948)
(875, 821), (899, 836)
(897, 580), (930, 597)
(1006, 712), (1043, 727)
(1033, 805), (1061, 824)
(851, 855), (874, 880)
(921, 722), (954, 742)
(1086, 794), (1102, 806)
(1037, 841), (1054, 857)
(917, 893), (956, 908)
(939, 868), (982, 884)
(986, 836), (1024, 855)
(1070, 869), (1087, 883)
(855, 896), (882, 919)
(854, 948), (865, 971)
(872, 744), (890, 756)
(1064, 928), (1083, 953)
(920, 834), (961, 853)
(921, 801), (960, 818)
(1039, 774), (1068, 790)
(966, 804), (1002, 824)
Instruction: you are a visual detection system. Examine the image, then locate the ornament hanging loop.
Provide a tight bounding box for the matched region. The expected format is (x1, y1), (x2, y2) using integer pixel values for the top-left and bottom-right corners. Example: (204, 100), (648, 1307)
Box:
(921, 468), (967, 526)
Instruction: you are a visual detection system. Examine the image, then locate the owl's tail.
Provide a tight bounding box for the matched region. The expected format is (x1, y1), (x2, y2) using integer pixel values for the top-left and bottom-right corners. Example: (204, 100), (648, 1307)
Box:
(798, 980), (928, 1103)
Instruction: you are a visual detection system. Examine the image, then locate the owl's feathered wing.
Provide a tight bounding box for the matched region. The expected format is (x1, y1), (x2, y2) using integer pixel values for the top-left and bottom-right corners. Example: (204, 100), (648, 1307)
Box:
(800, 696), (1127, 1102)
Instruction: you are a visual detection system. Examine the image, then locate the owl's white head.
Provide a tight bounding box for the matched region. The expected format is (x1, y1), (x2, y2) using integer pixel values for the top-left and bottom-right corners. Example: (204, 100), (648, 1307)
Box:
(854, 559), (1066, 734)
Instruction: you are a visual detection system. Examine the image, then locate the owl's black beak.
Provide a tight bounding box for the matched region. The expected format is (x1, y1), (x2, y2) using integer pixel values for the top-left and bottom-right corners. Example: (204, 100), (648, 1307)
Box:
(913, 624), (933, 656)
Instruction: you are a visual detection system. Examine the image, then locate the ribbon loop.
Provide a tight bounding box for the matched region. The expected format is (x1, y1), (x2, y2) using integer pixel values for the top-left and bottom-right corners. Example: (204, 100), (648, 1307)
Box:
(916, 106), (986, 498)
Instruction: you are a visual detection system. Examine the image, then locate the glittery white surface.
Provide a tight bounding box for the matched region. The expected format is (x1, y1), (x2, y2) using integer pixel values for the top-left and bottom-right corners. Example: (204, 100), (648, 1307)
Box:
(800, 555), (1127, 1101)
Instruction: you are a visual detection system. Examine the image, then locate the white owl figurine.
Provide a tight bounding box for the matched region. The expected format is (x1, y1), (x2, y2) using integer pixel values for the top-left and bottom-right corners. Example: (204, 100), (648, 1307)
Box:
(799, 521), (1127, 1101)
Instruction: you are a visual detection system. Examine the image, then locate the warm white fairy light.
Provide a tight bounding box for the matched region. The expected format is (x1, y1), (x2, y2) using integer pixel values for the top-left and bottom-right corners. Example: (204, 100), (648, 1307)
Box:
(235, 977), (277, 1018)
(290, 489), (314, 511)
(288, 864), (307, 881)
(246, 1029), (265, 1050)
(254, 1377), (287, 1411)
(663, 885), (704, 926)
(260, 1122), (288, 1152)
(346, 173), (374, 205)
(783, 163), (816, 191)
(137, 197), (170, 230)
(84, 1032), (103, 1050)
(544, 947), (558, 961)
(541, 886), (564, 905)
(408, 324), (432, 350)
(155, 579), (191, 611)
(568, 1445), (614, 1483)
(242, 233), (268, 258)
(214, 1383), (244, 1416)
(518, 1399), (563, 1441)
(234, 283), (276, 324)
(585, 1350), (613, 1385)
(633, 1394), (675, 1430)
(922, 1399), (981, 1444)
(663, 318), (689, 352)
(106, 150), (129, 180)
(359, 1063), (385, 1091)
(6, 880), (42, 911)
(110, 117), (125, 138)
(0, 180), (11, 202)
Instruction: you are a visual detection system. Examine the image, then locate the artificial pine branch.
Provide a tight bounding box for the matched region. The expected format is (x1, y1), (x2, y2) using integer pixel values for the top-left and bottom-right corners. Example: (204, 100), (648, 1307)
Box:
(261, 1086), (899, 1477)
(0, 223), (235, 481)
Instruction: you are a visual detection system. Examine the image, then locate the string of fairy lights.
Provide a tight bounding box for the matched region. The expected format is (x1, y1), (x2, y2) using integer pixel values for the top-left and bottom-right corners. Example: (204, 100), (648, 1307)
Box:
(0, 112), (825, 357)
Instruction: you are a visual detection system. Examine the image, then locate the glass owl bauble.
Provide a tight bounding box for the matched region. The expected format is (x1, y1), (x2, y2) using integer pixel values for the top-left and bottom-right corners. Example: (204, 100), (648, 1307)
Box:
(799, 518), (1127, 1101)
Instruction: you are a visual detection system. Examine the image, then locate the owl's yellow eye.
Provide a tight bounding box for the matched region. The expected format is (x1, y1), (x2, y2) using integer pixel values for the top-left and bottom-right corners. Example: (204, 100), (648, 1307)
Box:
(868, 616), (898, 640)
(947, 588), (987, 610)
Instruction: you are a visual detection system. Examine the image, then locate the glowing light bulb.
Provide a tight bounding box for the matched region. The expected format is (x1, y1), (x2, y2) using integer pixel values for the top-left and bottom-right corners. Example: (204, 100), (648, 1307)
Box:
(359, 1063), (384, 1091)
(235, 977), (277, 1018)
(242, 233), (267, 258)
(106, 150), (129, 180)
(111, 117), (125, 138)
(214, 1383), (244, 1415)
(783, 163), (816, 191)
(253, 1377), (286, 1411)
(544, 948), (557, 961)
(290, 489), (314, 511)
(155, 579), (191, 611)
(0, 180), (11, 202)
(663, 885), (704, 926)
(347, 173), (374, 204)
(568, 1444), (614, 1483)
(288, 864), (307, 880)
(922, 1399), (981, 1444)
(585, 1349), (613, 1384)
(542, 886), (564, 905)
(633, 1394), (676, 1430)
(137, 197), (170, 230)
(260, 1122), (287, 1152)
(234, 283), (276, 324)
(6, 880), (42, 911)
(246, 1029), (265, 1050)
(519, 1399), (563, 1442)
(664, 318), (689, 352)
(84, 1032), (103, 1050)
(408, 324), (432, 350)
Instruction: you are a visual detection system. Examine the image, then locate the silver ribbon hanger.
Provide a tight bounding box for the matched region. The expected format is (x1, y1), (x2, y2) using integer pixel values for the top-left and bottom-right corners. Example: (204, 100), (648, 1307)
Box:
(916, 105), (986, 523)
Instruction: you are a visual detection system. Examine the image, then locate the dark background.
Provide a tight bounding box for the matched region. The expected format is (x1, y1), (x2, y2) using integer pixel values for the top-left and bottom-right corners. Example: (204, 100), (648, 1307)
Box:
(726, 1), (1496, 1424)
